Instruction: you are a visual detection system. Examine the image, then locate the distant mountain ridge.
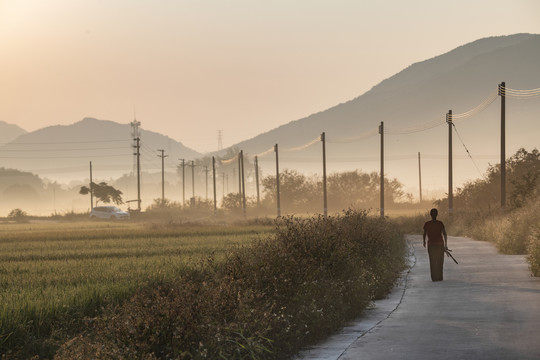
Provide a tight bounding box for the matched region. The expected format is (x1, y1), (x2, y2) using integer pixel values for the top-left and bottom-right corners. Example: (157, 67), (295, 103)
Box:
(0, 117), (201, 182)
(228, 33), (540, 152)
(218, 33), (540, 192)
(0, 121), (27, 144)
(1, 34), (539, 194)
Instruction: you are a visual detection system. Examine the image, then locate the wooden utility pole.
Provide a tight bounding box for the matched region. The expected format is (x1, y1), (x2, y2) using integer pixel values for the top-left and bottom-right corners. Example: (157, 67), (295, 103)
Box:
(89, 161), (94, 209)
(255, 156), (260, 206)
(190, 160), (195, 205)
(222, 172), (225, 202)
(274, 144), (281, 217)
(180, 159), (185, 207)
(134, 138), (141, 211)
(240, 150), (246, 217)
(447, 110), (453, 215)
(158, 149), (167, 203)
(418, 152), (423, 203)
(237, 156), (242, 195)
(212, 156), (217, 214)
(379, 122), (384, 218)
(204, 165), (209, 201)
(321, 132), (328, 218)
(499, 81), (506, 209)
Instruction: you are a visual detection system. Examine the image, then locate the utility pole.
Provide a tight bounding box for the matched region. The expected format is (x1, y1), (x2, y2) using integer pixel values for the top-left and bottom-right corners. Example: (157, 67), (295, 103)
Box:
(274, 144), (281, 217)
(237, 156), (242, 195)
(191, 161), (195, 203)
(204, 165), (209, 201)
(255, 155), (260, 206)
(134, 137), (141, 211)
(418, 152), (423, 203)
(89, 161), (94, 209)
(321, 132), (327, 218)
(158, 149), (167, 203)
(180, 159), (185, 207)
(217, 130), (223, 150)
(240, 150), (246, 217)
(447, 110), (453, 215)
(130, 118), (141, 175)
(379, 122), (384, 218)
(212, 156), (217, 214)
(222, 172), (225, 202)
(499, 81), (506, 209)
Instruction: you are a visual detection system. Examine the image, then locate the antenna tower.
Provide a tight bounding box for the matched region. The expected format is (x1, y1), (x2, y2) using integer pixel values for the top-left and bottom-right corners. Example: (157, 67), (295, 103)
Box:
(218, 130), (223, 150)
(130, 113), (141, 175)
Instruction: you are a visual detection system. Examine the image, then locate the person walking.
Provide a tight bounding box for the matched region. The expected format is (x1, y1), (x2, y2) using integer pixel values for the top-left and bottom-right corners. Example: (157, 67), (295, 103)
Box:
(423, 208), (448, 281)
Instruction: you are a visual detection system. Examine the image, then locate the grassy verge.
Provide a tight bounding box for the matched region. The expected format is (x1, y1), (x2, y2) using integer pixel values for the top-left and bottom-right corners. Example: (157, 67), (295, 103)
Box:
(55, 210), (406, 359)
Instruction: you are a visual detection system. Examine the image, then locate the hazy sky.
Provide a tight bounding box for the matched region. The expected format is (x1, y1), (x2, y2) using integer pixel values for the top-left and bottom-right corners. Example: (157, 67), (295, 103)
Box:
(1, 0), (539, 153)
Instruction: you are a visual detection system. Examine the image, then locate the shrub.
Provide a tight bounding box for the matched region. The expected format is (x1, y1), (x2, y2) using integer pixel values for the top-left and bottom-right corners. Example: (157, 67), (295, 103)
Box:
(56, 210), (406, 359)
(7, 208), (29, 223)
(528, 225), (540, 277)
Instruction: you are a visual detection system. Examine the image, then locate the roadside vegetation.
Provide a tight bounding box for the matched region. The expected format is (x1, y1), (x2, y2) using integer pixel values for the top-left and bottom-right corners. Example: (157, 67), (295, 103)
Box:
(1, 210), (405, 359)
(431, 148), (540, 275)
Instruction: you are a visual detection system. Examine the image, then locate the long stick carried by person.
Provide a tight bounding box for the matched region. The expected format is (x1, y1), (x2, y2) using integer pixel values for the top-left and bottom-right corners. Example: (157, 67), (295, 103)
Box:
(445, 248), (458, 264)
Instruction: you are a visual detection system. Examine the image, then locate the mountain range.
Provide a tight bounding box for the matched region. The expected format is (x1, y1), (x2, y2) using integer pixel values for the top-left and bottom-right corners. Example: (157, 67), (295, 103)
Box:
(1, 33), (539, 197)
(218, 33), (540, 195)
(0, 118), (201, 183)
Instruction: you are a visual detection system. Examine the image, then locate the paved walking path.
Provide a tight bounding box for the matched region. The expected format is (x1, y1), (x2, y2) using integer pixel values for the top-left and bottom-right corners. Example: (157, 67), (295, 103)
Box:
(297, 235), (540, 360)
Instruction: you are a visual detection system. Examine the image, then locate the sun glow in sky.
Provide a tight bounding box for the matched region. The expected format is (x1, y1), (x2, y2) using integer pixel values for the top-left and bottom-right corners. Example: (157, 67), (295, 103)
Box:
(1, 0), (539, 152)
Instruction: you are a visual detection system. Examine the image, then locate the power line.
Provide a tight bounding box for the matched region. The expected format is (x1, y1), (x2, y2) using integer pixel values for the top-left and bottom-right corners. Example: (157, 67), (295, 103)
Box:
(1, 139), (130, 146)
(0, 153), (132, 159)
(0, 146), (130, 152)
(451, 122), (485, 179)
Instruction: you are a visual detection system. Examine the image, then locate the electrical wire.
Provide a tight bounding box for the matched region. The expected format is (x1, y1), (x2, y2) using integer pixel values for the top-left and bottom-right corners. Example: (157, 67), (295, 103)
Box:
(0, 153), (132, 159)
(221, 153), (239, 165)
(253, 146), (275, 158)
(283, 135), (321, 152)
(502, 86), (540, 99)
(451, 123), (485, 179)
(452, 90), (499, 121)
(0, 139), (130, 146)
(326, 128), (379, 143)
(384, 117), (446, 135)
(0, 146), (130, 152)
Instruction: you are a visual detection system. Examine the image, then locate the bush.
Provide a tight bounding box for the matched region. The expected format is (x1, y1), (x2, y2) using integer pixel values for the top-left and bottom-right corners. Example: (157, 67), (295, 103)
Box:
(528, 225), (540, 276)
(7, 208), (29, 223)
(56, 210), (406, 359)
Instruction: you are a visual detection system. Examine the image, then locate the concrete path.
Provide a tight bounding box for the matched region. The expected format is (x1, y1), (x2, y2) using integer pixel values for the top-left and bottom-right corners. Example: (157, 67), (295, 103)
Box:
(297, 235), (540, 360)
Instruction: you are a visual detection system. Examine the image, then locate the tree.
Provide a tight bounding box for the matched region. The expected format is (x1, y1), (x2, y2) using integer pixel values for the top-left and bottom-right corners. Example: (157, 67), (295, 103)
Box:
(328, 170), (407, 211)
(8, 208), (28, 223)
(440, 148), (540, 212)
(261, 169), (319, 212)
(80, 182), (123, 206)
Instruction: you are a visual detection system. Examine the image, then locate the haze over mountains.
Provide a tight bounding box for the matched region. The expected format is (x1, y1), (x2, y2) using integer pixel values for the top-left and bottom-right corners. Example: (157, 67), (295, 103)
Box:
(222, 33), (540, 195)
(1, 33), (539, 199)
(0, 118), (201, 183)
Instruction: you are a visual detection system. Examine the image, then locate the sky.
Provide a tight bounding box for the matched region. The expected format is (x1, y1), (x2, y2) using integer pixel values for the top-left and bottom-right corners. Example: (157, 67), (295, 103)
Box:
(1, 0), (540, 154)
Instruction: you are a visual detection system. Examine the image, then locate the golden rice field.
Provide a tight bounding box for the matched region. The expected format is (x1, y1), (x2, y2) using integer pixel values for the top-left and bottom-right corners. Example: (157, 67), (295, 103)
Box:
(0, 221), (273, 350)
